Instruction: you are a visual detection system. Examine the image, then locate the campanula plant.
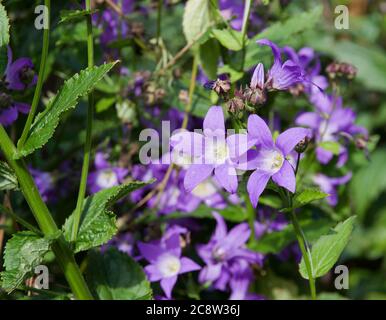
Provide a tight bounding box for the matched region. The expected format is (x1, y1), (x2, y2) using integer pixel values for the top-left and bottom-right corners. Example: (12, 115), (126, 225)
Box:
(0, 0), (383, 302)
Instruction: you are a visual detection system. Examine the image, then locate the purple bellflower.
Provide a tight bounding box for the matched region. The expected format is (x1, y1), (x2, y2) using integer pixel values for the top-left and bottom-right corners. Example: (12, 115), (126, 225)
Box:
(256, 39), (304, 91)
(312, 172), (352, 206)
(246, 114), (309, 207)
(296, 95), (367, 166)
(170, 106), (253, 193)
(138, 233), (201, 299)
(88, 152), (128, 194)
(197, 212), (263, 296)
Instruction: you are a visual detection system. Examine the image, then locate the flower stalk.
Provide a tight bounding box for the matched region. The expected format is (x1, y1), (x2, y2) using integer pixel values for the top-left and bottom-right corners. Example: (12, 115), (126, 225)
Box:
(18, 0), (51, 148)
(71, 0), (95, 242)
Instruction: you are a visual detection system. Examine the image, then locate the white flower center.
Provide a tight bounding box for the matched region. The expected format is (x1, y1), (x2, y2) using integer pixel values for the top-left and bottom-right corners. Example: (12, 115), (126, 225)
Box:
(259, 148), (284, 174)
(157, 254), (181, 277)
(212, 246), (227, 262)
(205, 138), (229, 165)
(191, 179), (217, 199)
(96, 169), (118, 189)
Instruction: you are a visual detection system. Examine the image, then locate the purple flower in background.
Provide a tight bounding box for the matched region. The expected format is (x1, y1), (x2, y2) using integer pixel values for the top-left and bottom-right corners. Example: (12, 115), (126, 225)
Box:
(103, 233), (136, 256)
(0, 94), (30, 126)
(246, 114), (309, 207)
(254, 208), (287, 239)
(138, 233), (201, 298)
(0, 48), (35, 126)
(4, 47), (37, 91)
(197, 212), (263, 294)
(30, 168), (56, 202)
(256, 39), (303, 91)
(170, 106), (253, 193)
(88, 152), (128, 194)
(313, 172), (352, 206)
(296, 96), (367, 165)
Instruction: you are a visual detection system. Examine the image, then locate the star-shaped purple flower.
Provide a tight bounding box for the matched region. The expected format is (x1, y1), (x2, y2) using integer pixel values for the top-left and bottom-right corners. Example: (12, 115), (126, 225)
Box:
(138, 233), (201, 299)
(170, 106), (253, 193)
(197, 212), (263, 290)
(246, 114), (309, 207)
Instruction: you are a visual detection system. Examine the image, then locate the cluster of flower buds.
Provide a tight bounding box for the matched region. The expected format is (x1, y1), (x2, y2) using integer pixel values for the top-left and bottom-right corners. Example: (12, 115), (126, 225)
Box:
(326, 62), (357, 80)
(204, 78), (267, 114)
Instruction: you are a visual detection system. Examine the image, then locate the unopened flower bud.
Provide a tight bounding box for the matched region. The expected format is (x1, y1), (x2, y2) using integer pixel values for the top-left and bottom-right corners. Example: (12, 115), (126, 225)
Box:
(295, 136), (310, 153)
(355, 136), (368, 150)
(326, 62), (357, 80)
(204, 78), (231, 98)
(243, 87), (266, 105)
(226, 95), (244, 113)
(178, 90), (189, 105)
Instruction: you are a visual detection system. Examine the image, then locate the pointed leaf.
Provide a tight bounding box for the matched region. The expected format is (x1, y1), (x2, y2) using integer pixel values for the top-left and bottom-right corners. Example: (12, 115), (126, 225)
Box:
(0, 3), (10, 47)
(299, 216), (356, 279)
(15, 62), (118, 159)
(183, 0), (213, 44)
(0, 161), (18, 191)
(63, 181), (152, 253)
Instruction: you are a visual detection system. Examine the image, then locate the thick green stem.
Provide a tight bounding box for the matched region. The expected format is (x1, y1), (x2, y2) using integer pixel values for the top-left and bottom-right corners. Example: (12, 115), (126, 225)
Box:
(289, 209), (316, 300)
(18, 0), (51, 148)
(240, 0), (252, 71)
(0, 126), (93, 299)
(71, 0), (94, 242)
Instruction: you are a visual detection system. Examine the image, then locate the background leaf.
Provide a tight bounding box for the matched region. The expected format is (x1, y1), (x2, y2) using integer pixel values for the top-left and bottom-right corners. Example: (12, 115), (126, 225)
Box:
(182, 0), (213, 44)
(86, 248), (152, 300)
(211, 28), (244, 51)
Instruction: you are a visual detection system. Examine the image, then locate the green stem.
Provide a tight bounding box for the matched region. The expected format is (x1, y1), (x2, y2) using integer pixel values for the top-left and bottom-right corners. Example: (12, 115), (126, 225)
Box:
(289, 208), (316, 300)
(0, 203), (42, 235)
(156, 0), (162, 46)
(0, 126), (93, 299)
(71, 0), (94, 242)
(240, 0), (252, 71)
(244, 193), (256, 243)
(18, 0), (51, 148)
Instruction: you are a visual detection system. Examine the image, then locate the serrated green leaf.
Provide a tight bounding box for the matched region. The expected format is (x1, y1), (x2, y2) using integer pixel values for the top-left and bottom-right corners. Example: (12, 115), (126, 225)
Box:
(63, 181), (151, 253)
(318, 141), (341, 155)
(211, 28), (245, 51)
(0, 3), (10, 47)
(0, 161), (18, 191)
(299, 216), (356, 279)
(1, 231), (55, 292)
(15, 62), (118, 159)
(86, 248), (152, 300)
(58, 9), (96, 24)
(183, 0), (213, 44)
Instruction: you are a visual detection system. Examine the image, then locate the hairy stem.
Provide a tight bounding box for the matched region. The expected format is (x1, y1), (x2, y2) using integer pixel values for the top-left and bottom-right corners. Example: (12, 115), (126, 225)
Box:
(18, 0), (51, 148)
(0, 126), (93, 299)
(71, 1), (95, 242)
